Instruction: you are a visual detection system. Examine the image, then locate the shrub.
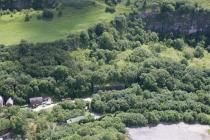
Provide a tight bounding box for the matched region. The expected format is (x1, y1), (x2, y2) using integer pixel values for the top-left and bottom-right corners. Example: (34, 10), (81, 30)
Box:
(172, 38), (185, 50)
(42, 9), (54, 19)
(25, 14), (31, 22)
(161, 3), (175, 13)
(105, 6), (116, 13)
(58, 10), (63, 17)
(194, 47), (204, 58)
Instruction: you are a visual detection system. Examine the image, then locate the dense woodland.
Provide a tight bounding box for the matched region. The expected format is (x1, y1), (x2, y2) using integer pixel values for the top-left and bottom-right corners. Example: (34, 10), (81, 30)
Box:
(0, 0), (59, 10)
(0, 0), (210, 139)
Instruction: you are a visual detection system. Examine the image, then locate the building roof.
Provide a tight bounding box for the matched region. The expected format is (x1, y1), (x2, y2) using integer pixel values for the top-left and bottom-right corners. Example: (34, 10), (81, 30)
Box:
(93, 84), (126, 93)
(30, 97), (43, 102)
(6, 98), (13, 105)
(29, 97), (43, 106)
(43, 96), (51, 101)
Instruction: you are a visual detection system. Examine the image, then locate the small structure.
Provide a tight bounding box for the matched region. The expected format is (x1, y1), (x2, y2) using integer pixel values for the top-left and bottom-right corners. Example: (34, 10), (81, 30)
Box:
(43, 97), (53, 105)
(6, 98), (14, 106)
(0, 96), (3, 107)
(0, 132), (11, 140)
(29, 97), (43, 108)
(67, 116), (86, 124)
(29, 97), (53, 108)
(93, 84), (126, 93)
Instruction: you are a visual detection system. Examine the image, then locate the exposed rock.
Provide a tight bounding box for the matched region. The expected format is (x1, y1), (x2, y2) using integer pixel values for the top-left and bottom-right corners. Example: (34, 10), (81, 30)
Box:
(136, 11), (210, 36)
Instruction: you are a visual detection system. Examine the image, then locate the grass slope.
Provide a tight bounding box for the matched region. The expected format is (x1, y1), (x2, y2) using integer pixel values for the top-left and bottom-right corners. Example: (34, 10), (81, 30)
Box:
(0, 0), (131, 45)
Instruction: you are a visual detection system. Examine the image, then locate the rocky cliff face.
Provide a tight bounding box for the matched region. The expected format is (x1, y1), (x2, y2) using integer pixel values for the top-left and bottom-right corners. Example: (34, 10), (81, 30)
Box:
(136, 11), (210, 36)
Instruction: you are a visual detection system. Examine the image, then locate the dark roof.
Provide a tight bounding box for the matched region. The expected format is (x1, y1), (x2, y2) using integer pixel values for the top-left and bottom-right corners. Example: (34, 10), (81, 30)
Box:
(93, 85), (126, 93)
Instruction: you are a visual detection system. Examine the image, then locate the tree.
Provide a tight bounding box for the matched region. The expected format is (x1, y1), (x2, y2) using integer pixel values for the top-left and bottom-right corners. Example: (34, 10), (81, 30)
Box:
(142, 0), (147, 9)
(25, 14), (31, 22)
(126, 0), (131, 6)
(80, 31), (90, 48)
(145, 111), (160, 124)
(161, 3), (175, 13)
(113, 15), (127, 34)
(42, 9), (54, 19)
(0, 118), (11, 132)
(99, 32), (115, 50)
(172, 38), (185, 50)
(95, 23), (106, 36)
(52, 65), (69, 81)
(140, 73), (158, 91)
(194, 46), (204, 58)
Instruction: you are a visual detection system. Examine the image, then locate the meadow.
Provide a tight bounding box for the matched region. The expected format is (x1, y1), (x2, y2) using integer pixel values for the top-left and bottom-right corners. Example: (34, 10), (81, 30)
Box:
(0, 0), (131, 45)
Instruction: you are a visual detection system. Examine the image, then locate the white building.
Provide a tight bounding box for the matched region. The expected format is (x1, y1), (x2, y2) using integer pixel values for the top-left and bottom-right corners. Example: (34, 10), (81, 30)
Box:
(6, 97), (14, 106)
(0, 96), (3, 107)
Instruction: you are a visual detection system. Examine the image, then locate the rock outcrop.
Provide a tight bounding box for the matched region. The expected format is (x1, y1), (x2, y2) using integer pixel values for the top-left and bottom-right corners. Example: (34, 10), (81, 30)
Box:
(136, 11), (210, 36)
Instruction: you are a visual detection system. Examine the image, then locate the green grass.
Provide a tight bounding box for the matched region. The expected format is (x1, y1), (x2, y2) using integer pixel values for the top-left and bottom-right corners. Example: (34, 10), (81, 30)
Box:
(145, 44), (210, 69)
(0, 1), (131, 45)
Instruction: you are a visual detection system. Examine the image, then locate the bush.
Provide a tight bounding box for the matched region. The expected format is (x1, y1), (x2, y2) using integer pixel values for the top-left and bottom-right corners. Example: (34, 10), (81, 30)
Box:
(105, 6), (116, 13)
(117, 113), (148, 127)
(161, 3), (175, 13)
(184, 51), (193, 60)
(24, 14), (31, 22)
(42, 9), (54, 19)
(194, 47), (204, 58)
(58, 10), (63, 17)
(172, 38), (185, 50)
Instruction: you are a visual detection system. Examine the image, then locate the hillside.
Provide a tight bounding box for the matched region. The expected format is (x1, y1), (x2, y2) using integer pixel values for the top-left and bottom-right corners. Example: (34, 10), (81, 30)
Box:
(0, 0), (210, 140)
(0, 0), (131, 45)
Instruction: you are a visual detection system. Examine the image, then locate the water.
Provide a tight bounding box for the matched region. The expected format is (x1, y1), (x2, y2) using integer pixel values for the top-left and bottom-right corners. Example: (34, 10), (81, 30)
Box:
(127, 122), (210, 140)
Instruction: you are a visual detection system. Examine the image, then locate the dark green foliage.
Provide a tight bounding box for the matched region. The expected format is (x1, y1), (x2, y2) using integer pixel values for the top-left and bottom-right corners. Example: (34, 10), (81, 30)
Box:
(95, 23), (106, 36)
(80, 31), (90, 48)
(92, 86), (210, 126)
(24, 14), (31, 22)
(172, 38), (185, 50)
(161, 3), (175, 13)
(52, 65), (69, 81)
(126, 0), (130, 6)
(0, 0), (59, 10)
(42, 9), (54, 19)
(105, 6), (116, 13)
(194, 46), (204, 58)
(99, 32), (115, 50)
(105, 0), (121, 6)
(113, 15), (127, 34)
(117, 113), (148, 126)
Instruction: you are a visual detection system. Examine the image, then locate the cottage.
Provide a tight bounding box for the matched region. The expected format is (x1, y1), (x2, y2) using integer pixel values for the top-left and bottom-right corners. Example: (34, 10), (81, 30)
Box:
(0, 96), (3, 107)
(6, 98), (14, 106)
(29, 97), (43, 108)
(43, 97), (53, 105)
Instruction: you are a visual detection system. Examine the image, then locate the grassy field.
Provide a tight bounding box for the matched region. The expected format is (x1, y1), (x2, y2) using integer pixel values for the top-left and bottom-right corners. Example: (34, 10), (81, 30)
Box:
(0, 0), (131, 45)
(1, 0), (210, 45)
(145, 44), (210, 69)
